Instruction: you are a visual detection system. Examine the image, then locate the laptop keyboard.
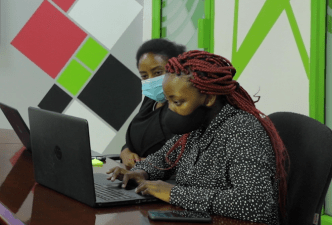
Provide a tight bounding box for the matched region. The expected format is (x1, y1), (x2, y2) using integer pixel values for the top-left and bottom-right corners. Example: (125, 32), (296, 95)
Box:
(94, 183), (133, 201)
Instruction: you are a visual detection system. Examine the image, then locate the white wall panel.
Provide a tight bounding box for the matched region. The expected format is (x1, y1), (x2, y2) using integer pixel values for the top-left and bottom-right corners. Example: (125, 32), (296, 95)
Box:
(143, 0), (152, 42)
(290, 0), (311, 55)
(69, 0), (142, 50)
(237, 0), (266, 50)
(214, 0), (234, 60)
(238, 11), (309, 116)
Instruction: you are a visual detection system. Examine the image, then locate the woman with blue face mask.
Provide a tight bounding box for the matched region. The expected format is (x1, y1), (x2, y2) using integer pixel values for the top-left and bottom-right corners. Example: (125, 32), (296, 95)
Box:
(120, 39), (186, 169)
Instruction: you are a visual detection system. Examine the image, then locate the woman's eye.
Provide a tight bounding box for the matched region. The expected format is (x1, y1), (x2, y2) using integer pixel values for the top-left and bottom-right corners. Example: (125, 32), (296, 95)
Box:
(155, 71), (163, 76)
(141, 75), (147, 80)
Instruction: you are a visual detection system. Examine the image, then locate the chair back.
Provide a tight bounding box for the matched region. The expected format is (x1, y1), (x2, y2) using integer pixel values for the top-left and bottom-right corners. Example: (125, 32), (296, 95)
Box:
(269, 112), (332, 225)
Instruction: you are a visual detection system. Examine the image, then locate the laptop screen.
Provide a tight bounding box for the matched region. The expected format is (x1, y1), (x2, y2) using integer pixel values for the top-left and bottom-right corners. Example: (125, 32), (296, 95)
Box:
(0, 102), (31, 151)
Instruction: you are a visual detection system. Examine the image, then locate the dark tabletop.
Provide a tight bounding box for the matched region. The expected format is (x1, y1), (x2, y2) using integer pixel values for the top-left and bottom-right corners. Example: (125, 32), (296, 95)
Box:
(0, 129), (266, 225)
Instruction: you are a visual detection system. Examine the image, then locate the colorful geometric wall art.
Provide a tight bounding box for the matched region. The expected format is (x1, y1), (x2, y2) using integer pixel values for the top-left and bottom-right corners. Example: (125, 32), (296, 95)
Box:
(76, 37), (108, 71)
(10, 0), (145, 154)
(63, 100), (116, 154)
(78, 54), (142, 131)
(68, 0), (142, 50)
(213, 0), (310, 117)
(11, 0), (87, 79)
(57, 59), (92, 96)
(52, 0), (76, 12)
(38, 84), (72, 113)
(106, 8), (144, 77)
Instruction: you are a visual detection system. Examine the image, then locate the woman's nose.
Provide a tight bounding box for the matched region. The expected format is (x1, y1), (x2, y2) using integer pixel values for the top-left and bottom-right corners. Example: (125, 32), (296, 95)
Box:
(148, 74), (157, 79)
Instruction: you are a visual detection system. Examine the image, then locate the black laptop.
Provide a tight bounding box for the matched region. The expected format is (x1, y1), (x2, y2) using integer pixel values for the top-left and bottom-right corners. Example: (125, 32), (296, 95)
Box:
(0, 102), (106, 159)
(28, 107), (170, 207)
(0, 102), (31, 151)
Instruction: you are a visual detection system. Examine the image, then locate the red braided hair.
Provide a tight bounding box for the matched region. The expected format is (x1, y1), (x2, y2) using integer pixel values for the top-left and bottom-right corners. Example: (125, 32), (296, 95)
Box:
(159, 50), (289, 216)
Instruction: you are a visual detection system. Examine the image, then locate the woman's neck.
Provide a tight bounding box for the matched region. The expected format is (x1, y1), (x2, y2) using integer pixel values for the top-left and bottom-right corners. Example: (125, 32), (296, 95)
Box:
(202, 101), (226, 128)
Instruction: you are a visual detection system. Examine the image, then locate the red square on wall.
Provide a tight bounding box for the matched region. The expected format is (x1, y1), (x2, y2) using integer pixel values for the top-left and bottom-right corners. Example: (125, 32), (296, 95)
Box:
(11, 0), (87, 79)
(53, 0), (76, 12)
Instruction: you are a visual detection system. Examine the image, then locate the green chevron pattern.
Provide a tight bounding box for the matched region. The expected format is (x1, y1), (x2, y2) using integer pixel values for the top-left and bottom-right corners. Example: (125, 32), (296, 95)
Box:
(232, 0), (309, 80)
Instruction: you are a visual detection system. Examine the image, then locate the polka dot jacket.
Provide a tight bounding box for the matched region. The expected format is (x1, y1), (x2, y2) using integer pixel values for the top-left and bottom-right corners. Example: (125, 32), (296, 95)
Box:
(132, 104), (279, 225)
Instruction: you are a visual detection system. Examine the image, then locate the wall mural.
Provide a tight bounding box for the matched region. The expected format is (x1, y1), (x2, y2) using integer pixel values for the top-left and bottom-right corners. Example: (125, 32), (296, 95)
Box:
(214, 0), (310, 117)
(11, 0), (144, 153)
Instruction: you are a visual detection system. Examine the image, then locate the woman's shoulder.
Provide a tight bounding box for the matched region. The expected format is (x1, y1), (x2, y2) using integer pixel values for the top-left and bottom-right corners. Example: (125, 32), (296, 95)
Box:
(141, 96), (155, 106)
(222, 109), (265, 134)
(220, 110), (274, 158)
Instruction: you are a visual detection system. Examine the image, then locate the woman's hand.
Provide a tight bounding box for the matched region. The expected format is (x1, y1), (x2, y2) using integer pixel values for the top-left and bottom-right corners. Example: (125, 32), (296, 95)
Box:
(106, 167), (148, 188)
(135, 180), (175, 203)
(120, 148), (141, 169)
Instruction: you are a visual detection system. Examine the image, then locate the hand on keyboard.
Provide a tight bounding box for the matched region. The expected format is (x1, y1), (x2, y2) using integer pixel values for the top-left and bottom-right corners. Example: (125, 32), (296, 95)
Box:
(106, 166), (148, 189)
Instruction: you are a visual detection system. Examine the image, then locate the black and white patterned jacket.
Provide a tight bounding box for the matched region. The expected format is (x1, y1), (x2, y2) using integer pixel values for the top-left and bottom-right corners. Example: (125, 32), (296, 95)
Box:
(132, 103), (279, 225)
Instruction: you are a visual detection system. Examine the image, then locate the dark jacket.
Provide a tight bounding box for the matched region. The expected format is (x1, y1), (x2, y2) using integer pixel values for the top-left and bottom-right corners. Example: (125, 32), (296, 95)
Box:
(122, 97), (175, 157)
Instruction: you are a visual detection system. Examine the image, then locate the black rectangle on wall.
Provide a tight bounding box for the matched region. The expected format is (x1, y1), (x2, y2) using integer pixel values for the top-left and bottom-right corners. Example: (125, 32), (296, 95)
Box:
(38, 84), (72, 113)
(78, 54), (142, 131)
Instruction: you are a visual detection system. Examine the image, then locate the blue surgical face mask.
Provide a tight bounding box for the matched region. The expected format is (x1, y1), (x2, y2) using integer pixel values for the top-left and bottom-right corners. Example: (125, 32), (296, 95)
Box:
(141, 75), (166, 102)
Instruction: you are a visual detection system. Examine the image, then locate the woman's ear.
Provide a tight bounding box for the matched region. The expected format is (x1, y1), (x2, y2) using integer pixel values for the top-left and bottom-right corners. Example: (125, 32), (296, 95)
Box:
(204, 94), (217, 107)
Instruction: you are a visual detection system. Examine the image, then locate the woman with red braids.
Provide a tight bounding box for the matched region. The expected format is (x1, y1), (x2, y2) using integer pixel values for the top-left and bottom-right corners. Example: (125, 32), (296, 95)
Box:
(107, 50), (288, 225)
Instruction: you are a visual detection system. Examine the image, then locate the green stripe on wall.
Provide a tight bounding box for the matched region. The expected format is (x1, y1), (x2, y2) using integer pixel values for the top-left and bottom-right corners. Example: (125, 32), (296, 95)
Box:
(204, 0), (214, 53)
(285, 3), (309, 79)
(232, 0), (239, 69)
(232, 0), (310, 83)
(309, 0), (326, 124)
(152, 0), (161, 39)
(232, 0), (289, 80)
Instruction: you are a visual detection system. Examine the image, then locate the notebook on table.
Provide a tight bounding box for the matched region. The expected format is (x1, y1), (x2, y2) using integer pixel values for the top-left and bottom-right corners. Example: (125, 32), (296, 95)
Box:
(28, 107), (174, 207)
